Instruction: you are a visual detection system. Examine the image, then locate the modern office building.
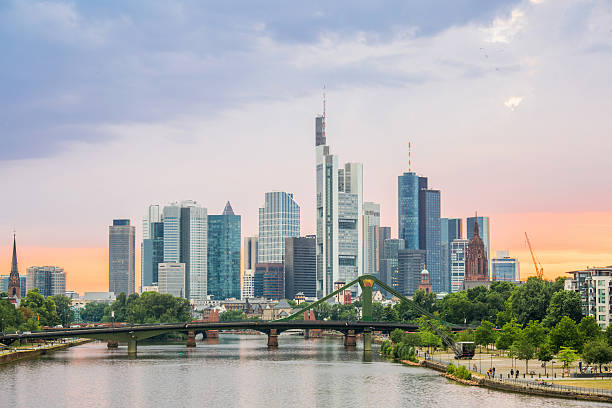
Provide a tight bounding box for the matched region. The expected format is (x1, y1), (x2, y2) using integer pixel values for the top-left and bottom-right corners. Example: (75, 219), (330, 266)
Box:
(419, 188), (441, 292)
(284, 236), (316, 299)
(142, 204), (162, 240)
(315, 113), (363, 297)
(380, 238), (405, 292)
(441, 218), (462, 294)
(398, 172), (422, 250)
(0, 275), (26, 298)
(258, 192), (300, 264)
(109, 219), (135, 296)
(398, 249), (427, 296)
(207, 202), (241, 300)
(163, 201), (208, 300)
(492, 250), (520, 282)
(242, 269), (255, 299)
(142, 221), (164, 288)
(565, 267), (612, 328)
(467, 216), (490, 269)
(376, 226), (391, 276)
(255, 263), (285, 300)
(362, 202), (380, 276)
(450, 239), (469, 293)
(463, 219), (490, 290)
(158, 263), (186, 298)
(26, 266), (66, 297)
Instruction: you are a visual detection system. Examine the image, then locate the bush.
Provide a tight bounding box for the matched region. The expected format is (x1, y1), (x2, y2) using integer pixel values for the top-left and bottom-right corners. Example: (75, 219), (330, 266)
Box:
(446, 364), (456, 375)
(454, 365), (472, 380)
(380, 340), (392, 356)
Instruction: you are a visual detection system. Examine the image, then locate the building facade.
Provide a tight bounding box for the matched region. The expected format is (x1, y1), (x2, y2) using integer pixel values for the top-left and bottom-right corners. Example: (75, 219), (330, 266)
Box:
(163, 201), (208, 300)
(441, 218), (462, 294)
(258, 192), (300, 264)
(26, 266), (66, 297)
(463, 219), (489, 289)
(362, 202), (380, 276)
(398, 172), (421, 250)
(284, 236), (316, 299)
(242, 269), (255, 299)
(376, 226), (391, 276)
(380, 238), (405, 293)
(450, 239), (469, 293)
(419, 188), (441, 292)
(207, 202), (241, 300)
(255, 263), (285, 300)
(0, 275), (26, 298)
(158, 263), (186, 298)
(109, 219), (135, 296)
(142, 221), (164, 288)
(491, 250), (520, 282)
(467, 216), (490, 270)
(398, 249), (427, 296)
(566, 267), (612, 328)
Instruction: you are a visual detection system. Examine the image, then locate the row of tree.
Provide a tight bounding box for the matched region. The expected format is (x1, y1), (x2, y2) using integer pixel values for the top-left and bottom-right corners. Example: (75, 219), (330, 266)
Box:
(1, 289), (74, 331)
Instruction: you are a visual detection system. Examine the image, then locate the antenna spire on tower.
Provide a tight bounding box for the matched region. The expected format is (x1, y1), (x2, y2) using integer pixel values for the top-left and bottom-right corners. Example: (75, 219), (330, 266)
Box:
(408, 141), (411, 172)
(323, 84), (326, 118)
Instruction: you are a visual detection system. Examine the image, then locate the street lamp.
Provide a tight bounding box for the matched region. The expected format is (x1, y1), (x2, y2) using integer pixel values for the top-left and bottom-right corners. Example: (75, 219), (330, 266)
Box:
(111, 311), (115, 329)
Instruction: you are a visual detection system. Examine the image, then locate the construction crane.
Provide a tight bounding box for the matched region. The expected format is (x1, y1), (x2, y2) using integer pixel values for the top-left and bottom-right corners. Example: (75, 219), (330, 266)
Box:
(525, 232), (544, 279)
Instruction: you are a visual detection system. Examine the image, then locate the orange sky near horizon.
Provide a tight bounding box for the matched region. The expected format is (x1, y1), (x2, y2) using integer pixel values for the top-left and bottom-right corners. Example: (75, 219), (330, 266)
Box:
(1, 211), (611, 295)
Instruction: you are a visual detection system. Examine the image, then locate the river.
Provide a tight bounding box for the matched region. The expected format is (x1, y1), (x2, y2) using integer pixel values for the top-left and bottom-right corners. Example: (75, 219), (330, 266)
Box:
(0, 334), (607, 407)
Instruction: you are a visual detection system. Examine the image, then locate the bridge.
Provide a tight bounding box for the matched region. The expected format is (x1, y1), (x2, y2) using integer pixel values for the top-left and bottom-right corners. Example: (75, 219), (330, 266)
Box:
(0, 275), (466, 355)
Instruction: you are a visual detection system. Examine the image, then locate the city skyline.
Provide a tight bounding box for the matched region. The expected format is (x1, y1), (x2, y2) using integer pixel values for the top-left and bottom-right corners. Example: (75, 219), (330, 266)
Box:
(2, 0), (612, 294)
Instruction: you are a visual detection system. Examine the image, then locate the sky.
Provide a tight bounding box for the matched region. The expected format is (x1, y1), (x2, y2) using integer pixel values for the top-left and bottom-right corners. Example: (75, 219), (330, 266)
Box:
(1, 0), (611, 294)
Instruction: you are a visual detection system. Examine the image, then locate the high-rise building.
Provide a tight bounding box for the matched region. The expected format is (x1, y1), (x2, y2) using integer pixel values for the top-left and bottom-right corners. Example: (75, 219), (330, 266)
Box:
(450, 239), (469, 293)
(242, 269), (255, 299)
(0, 275), (26, 298)
(362, 202), (380, 276)
(207, 201), (241, 300)
(163, 201), (208, 300)
(380, 238), (405, 292)
(26, 266), (66, 297)
(463, 219), (490, 290)
(398, 172), (421, 250)
(467, 216), (490, 269)
(419, 188), (441, 292)
(109, 219), (135, 296)
(258, 192), (300, 264)
(255, 263), (284, 300)
(441, 218), (462, 294)
(284, 236), (316, 299)
(158, 263), (186, 298)
(7, 234), (21, 301)
(376, 226), (391, 276)
(398, 249), (426, 296)
(142, 222), (164, 288)
(565, 267), (612, 328)
(142, 205), (162, 240)
(492, 250), (520, 282)
(316, 113), (363, 297)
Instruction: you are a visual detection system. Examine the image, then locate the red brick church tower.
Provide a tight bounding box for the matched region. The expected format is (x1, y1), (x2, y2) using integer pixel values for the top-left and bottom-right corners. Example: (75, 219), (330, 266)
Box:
(463, 217), (489, 289)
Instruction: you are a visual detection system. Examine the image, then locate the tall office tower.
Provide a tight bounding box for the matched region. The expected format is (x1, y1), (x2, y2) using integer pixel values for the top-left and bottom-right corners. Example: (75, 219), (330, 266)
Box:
(255, 263), (285, 300)
(158, 263), (186, 297)
(258, 191), (300, 264)
(109, 219), (135, 295)
(362, 202), (380, 276)
(142, 205), (161, 240)
(26, 266), (66, 297)
(450, 239), (469, 292)
(242, 269), (255, 299)
(376, 226), (391, 275)
(492, 250), (520, 282)
(419, 188), (441, 292)
(398, 249), (427, 296)
(163, 201), (208, 300)
(208, 202), (241, 300)
(398, 172), (424, 249)
(463, 219), (490, 290)
(142, 222), (164, 288)
(380, 239), (405, 291)
(284, 236), (316, 299)
(440, 218), (462, 294)
(7, 234), (21, 301)
(315, 113), (363, 297)
(254, 267), (264, 298)
(467, 216), (490, 269)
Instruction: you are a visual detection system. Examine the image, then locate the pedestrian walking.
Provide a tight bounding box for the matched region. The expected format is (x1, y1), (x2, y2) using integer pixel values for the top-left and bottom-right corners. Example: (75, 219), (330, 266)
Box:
(515, 369), (519, 379)
(510, 368), (514, 377)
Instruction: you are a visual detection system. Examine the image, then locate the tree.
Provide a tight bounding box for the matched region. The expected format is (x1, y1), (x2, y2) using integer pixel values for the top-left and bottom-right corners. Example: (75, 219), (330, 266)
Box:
(582, 339), (612, 373)
(523, 320), (547, 350)
(437, 292), (473, 324)
(382, 304), (397, 322)
(20, 289), (60, 327)
(456, 330), (475, 343)
(507, 277), (552, 325)
(50, 295), (74, 327)
(495, 319), (520, 352)
(537, 343), (554, 376)
(220, 310), (245, 321)
(474, 320), (496, 350)
(511, 331), (535, 374)
(0, 295), (24, 332)
(578, 316), (602, 342)
(557, 346), (579, 370)
(543, 290), (582, 328)
(606, 325), (612, 347)
(103, 292), (190, 324)
(413, 290), (437, 314)
(79, 302), (107, 323)
(390, 328), (405, 344)
(549, 316), (583, 352)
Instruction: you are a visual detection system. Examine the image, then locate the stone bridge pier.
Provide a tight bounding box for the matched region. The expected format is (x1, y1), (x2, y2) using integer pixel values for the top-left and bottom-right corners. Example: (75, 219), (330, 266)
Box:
(267, 329), (279, 348)
(344, 330), (356, 348)
(186, 331), (196, 347)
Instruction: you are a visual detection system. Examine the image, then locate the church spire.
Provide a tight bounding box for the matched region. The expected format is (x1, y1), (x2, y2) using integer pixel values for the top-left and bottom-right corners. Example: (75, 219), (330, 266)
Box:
(11, 233), (18, 275)
(473, 212), (480, 237)
(8, 233), (21, 300)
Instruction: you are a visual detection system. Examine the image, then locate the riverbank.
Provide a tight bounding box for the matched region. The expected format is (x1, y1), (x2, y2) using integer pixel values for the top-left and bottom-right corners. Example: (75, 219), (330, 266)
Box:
(0, 338), (92, 365)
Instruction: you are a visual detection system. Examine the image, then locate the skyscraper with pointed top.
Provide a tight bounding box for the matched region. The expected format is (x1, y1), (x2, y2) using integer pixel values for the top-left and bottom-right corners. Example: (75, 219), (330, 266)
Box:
(208, 201), (241, 300)
(8, 234), (21, 301)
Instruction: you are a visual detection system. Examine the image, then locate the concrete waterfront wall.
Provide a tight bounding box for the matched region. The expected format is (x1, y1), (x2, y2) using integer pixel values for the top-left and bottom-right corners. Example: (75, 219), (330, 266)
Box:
(0, 339), (91, 365)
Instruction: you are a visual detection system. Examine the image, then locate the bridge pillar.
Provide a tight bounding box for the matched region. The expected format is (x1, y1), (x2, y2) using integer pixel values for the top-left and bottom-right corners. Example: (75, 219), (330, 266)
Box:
(363, 328), (372, 352)
(344, 330), (356, 348)
(205, 330), (219, 339)
(127, 334), (137, 356)
(186, 331), (196, 347)
(304, 329), (310, 339)
(107, 340), (119, 349)
(267, 329), (278, 348)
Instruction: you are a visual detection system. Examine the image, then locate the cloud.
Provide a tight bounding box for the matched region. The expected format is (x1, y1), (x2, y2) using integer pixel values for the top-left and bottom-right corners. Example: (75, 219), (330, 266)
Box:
(483, 8), (525, 43)
(504, 96), (523, 110)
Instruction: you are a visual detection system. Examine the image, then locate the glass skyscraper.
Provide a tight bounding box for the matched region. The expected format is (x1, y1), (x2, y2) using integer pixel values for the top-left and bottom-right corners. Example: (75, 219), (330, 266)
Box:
(207, 202), (241, 300)
(492, 250), (520, 282)
(362, 202), (380, 276)
(398, 172), (421, 250)
(258, 191), (300, 264)
(109, 219), (135, 296)
(419, 189), (441, 292)
(284, 236), (316, 299)
(26, 266), (66, 297)
(441, 218), (462, 293)
(142, 221), (164, 287)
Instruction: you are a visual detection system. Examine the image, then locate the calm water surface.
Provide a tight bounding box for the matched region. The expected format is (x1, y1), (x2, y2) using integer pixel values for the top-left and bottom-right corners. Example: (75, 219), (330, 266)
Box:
(0, 335), (607, 408)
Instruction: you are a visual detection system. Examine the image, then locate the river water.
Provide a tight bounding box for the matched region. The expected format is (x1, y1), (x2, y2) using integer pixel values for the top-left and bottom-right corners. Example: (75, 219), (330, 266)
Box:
(0, 334), (607, 408)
